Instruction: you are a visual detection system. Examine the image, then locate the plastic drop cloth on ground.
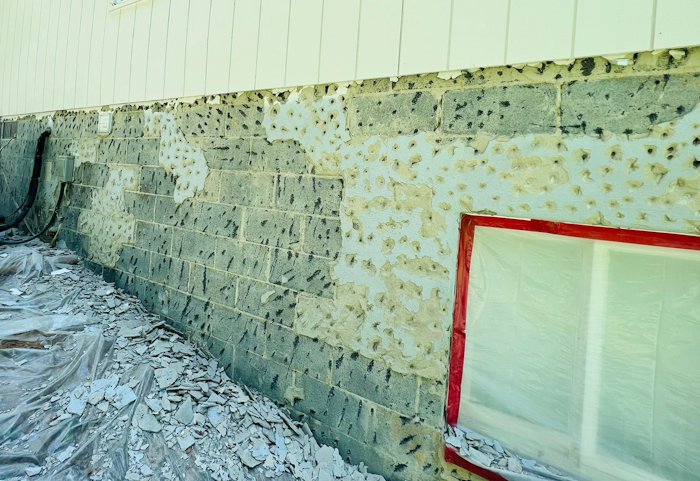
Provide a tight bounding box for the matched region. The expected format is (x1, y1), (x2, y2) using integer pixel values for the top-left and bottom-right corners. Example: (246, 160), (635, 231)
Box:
(0, 242), (385, 481)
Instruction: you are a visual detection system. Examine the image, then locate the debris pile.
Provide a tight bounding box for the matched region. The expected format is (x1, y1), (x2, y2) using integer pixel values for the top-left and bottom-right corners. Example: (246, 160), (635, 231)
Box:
(0, 241), (384, 481)
(445, 426), (575, 481)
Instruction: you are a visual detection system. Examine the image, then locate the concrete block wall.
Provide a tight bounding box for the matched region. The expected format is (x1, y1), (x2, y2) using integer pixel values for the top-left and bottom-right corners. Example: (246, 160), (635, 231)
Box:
(2, 48), (700, 481)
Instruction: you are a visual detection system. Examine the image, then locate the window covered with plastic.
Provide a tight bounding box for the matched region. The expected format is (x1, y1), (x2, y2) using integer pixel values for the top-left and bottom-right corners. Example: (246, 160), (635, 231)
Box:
(447, 216), (700, 481)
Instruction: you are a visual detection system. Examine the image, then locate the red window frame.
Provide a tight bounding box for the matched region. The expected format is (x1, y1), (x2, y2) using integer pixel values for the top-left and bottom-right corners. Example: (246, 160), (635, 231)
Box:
(445, 214), (700, 480)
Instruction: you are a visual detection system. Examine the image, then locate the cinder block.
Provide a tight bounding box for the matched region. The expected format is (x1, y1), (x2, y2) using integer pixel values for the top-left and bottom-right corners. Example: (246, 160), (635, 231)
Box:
(366, 404), (443, 481)
(215, 238), (269, 280)
(442, 84), (558, 135)
(153, 196), (196, 228)
(207, 304), (259, 349)
(417, 379), (447, 427)
(79, 163), (110, 187)
(250, 138), (307, 173)
(266, 324), (334, 381)
(202, 334), (235, 377)
(293, 374), (372, 442)
(115, 245), (151, 278)
(134, 221), (172, 255)
(244, 208), (300, 248)
(172, 228), (217, 265)
(97, 139), (128, 163)
(233, 350), (292, 401)
(237, 277), (297, 327)
(270, 249), (334, 298)
(199, 137), (251, 170)
(133, 277), (169, 316)
(68, 185), (95, 209)
(177, 106), (226, 137)
(277, 175), (342, 216)
(139, 167), (176, 196)
(188, 264), (237, 307)
(227, 97), (266, 137)
(227, 311), (266, 356)
(127, 138), (160, 165)
(349, 92), (439, 136)
(150, 253), (190, 291)
(303, 216), (341, 259)
(193, 202), (241, 237)
(111, 111), (144, 138)
(561, 73), (700, 134)
(219, 171), (275, 207)
(124, 191), (155, 221)
(332, 351), (417, 417)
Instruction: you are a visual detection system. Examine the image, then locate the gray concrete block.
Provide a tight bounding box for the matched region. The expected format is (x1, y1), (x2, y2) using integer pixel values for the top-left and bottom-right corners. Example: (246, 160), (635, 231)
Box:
(277, 175), (342, 216)
(227, 310), (266, 356)
(215, 238), (269, 280)
(172, 228), (217, 265)
(227, 98), (266, 137)
(124, 191), (155, 221)
(177, 106), (226, 137)
(193, 202), (241, 237)
(270, 250), (334, 298)
(349, 91), (438, 136)
(79, 163), (110, 187)
(233, 350), (292, 401)
(188, 264), (236, 307)
(250, 139), (307, 173)
(134, 277), (169, 315)
(134, 221), (172, 255)
(139, 167), (176, 196)
(153, 196), (196, 228)
(199, 137), (251, 170)
(332, 351), (417, 417)
(111, 111), (144, 138)
(561, 73), (700, 134)
(244, 208), (300, 248)
(443, 84), (558, 135)
(366, 405), (443, 481)
(293, 374), (372, 442)
(202, 334), (235, 377)
(150, 253), (190, 291)
(237, 277), (297, 327)
(303, 216), (341, 259)
(68, 185), (95, 209)
(219, 171), (275, 208)
(207, 304), (247, 347)
(416, 379), (446, 426)
(115, 245), (151, 278)
(266, 325), (333, 381)
(127, 138), (160, 165)
(97, 139), (128, 163)
(60, 229), (91, 258)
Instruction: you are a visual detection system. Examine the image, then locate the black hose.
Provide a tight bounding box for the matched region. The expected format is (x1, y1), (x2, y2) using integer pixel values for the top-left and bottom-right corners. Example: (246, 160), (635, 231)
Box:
(0, 129), (51, 232)
(0, 182), (66, 245)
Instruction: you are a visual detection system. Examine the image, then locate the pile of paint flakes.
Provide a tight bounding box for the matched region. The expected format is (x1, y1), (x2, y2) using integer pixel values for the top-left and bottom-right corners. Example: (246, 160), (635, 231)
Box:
(0, 240), (383, 481)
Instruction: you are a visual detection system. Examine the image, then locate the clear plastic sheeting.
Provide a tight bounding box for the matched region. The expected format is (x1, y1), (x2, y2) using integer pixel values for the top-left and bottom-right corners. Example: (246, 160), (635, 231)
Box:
(458, 226), (700, 481)
(0, 242), (385, 481)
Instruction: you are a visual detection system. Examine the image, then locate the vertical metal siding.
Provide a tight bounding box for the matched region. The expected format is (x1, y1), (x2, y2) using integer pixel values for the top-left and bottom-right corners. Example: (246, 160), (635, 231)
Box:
(1, 0), (699, 116)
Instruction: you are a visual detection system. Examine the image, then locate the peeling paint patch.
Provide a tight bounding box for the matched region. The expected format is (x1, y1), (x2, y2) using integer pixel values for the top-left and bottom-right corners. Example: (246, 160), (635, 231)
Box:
(145, 110), (208, 203)
(77, 167), (138, 266)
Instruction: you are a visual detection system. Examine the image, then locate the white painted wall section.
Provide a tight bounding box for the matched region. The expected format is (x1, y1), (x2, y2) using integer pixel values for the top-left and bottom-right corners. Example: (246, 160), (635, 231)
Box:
(1, 0), (700, 116)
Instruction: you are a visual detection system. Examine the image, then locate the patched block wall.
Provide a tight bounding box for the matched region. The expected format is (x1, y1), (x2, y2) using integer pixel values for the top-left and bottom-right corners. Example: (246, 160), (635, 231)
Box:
(2, 49), (700, 481)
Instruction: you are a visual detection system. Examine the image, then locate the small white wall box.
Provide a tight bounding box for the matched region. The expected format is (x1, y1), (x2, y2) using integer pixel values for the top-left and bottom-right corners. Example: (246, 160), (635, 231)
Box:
(56, 155), (75, 183)
(98, 111), (113, 135)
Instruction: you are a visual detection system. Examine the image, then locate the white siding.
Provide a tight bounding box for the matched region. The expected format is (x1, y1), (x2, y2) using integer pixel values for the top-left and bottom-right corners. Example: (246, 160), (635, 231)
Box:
(1, 0), (700, 116)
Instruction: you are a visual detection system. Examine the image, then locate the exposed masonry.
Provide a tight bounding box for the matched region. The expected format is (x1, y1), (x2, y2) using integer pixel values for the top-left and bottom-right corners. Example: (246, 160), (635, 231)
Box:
(1, 49), (700, 481)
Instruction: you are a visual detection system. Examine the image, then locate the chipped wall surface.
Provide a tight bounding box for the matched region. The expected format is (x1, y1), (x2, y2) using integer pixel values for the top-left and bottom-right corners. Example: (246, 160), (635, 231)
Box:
(2, 49), (700, 481)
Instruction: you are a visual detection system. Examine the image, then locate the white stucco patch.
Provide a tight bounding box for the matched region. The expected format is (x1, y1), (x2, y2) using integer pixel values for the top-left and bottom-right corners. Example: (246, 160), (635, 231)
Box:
(144, 110), (208, 204)
(77, 167), (138, 266)
(265, 88), (700, 379)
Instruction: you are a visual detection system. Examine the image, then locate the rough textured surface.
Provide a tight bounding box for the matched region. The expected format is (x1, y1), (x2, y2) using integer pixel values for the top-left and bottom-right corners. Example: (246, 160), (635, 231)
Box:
(3, 47), (700, 481)
(443, 84), (558, 135)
